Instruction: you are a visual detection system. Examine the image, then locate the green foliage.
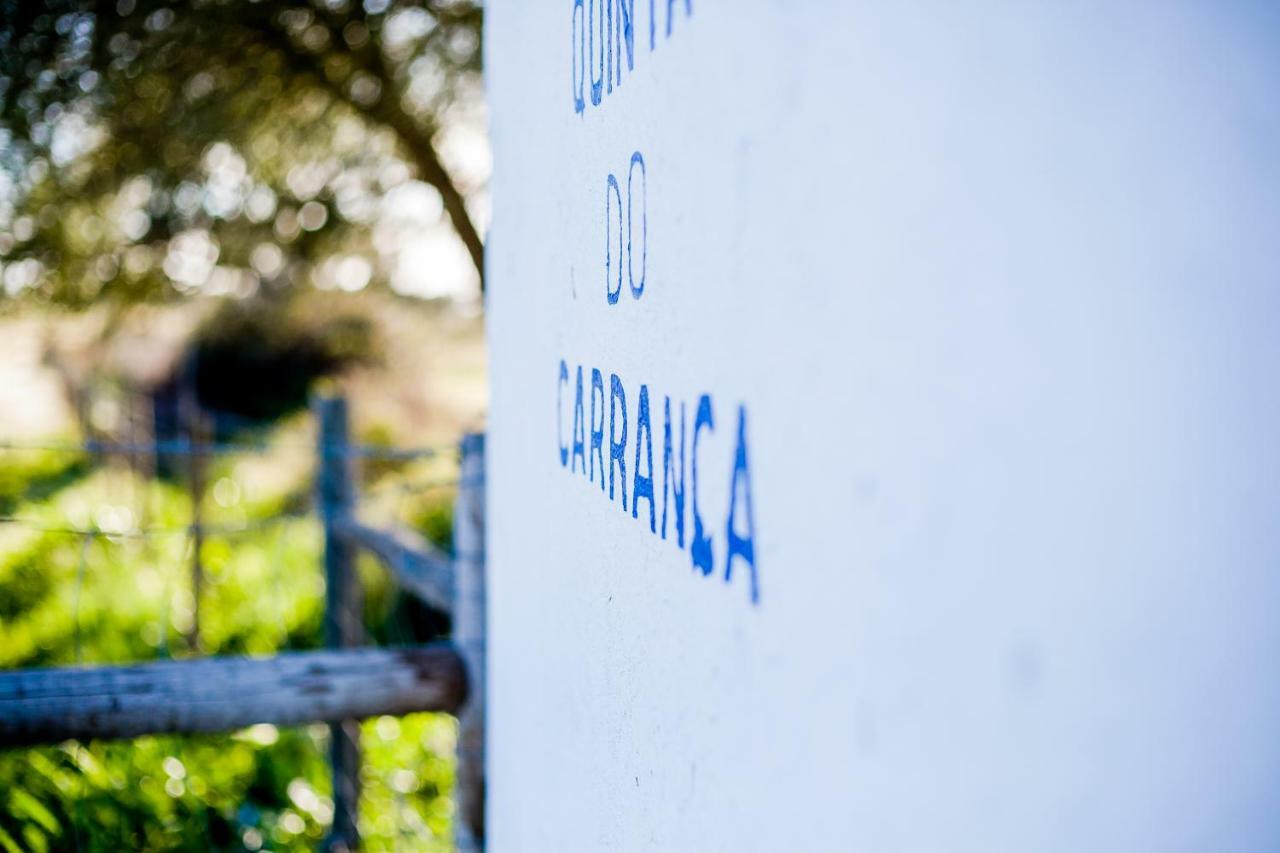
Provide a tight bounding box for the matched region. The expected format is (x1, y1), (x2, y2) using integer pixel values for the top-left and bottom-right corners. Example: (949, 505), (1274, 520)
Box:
(0, 437), (459, 850)
(0, 535), (61, 626)
(0, 0), (485, 308)
(0, 729), (333, 852)
(409, 492), (454, 557)
(0, 448), (89, 515)
(358, 714), (456, 849)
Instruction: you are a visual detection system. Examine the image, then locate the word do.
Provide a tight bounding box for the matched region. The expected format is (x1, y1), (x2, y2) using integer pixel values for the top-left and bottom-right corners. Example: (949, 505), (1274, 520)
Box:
(606, 151), (647, 304)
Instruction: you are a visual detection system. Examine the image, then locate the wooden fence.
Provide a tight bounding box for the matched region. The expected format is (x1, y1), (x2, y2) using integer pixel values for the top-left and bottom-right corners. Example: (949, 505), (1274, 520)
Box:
(0, 395), (487, 851)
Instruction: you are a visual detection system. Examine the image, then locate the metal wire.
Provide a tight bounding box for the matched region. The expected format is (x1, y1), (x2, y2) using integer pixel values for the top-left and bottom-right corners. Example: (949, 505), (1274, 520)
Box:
(72, 533), (90, 664)
(358, 475), (464, 501)
(272, 518), (291, 646)
(0, 511), (312, 539)
(0, 438), (453, 460)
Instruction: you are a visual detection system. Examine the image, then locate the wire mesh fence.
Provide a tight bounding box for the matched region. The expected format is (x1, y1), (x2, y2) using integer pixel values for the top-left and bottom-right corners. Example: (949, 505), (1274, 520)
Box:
(0, 398), (481, 850)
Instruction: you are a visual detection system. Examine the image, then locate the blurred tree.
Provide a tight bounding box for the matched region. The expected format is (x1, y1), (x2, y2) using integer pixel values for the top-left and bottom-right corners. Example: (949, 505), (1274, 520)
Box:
(0, 0), (485, 309)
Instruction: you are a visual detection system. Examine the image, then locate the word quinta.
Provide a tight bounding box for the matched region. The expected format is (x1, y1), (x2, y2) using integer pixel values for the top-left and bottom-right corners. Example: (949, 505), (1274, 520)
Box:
(571, 0), (693, 114)
(557, 358), (759, 604)
(606, 151), (646, 304)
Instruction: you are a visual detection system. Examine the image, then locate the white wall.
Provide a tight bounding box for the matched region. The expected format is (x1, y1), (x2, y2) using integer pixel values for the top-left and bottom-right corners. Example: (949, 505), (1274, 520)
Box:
(485, 3), (1280, 850)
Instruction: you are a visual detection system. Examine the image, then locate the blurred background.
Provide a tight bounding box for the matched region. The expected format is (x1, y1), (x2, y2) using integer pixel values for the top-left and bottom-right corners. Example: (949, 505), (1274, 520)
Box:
(0, 0), (487, 849)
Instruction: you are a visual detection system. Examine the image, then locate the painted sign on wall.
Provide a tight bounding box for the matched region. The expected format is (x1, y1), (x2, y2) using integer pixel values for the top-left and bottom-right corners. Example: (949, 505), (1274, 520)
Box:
(487, 4), (1280, 849)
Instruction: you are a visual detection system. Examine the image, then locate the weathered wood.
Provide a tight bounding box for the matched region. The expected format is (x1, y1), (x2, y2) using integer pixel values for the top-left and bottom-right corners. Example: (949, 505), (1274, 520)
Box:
(337, 517), (454, 614)
(0, 645), (467, 748)
(316, 396), (362, 850)
(453, 434), (487, 851)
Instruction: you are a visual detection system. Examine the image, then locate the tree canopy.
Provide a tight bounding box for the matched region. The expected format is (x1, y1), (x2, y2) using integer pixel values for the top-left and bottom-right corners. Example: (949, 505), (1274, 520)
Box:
(0, 0), (486, 309)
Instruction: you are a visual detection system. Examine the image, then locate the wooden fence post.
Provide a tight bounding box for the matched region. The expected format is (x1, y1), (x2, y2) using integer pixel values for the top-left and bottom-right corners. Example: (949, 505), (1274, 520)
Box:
(454, 433), (486, 850)
(317, 396), (363, 851)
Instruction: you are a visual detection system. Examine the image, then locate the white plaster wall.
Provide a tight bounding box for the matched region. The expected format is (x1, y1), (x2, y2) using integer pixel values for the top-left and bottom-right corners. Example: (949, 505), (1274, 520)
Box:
(485, 3), (1280, 850)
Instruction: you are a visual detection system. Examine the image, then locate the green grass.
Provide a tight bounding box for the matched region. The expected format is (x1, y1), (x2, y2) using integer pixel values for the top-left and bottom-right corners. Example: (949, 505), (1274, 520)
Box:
(0, 441), (460, 851)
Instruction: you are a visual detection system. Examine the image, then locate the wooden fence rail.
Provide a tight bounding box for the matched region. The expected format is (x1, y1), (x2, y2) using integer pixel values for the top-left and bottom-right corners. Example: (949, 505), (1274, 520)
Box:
(336, 517), (454, 613)
(0, 645), (467, 748)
